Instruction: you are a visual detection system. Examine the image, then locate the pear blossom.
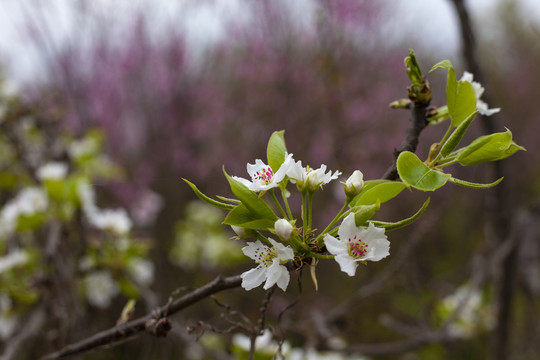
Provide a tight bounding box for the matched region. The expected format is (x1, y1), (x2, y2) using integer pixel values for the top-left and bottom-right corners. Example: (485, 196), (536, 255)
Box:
(344, 170), (364, 198)
(89, 209), (132, 235)
(287, 160), (342, 192)
(274, 218), (294, 240)
(0, 187), (48, 237)
(232, 329), (291, 355)
(83, 270), (120, 308)
(460, 71), (500, 116)
(232, 153), (294, 192)
(324, 214), (389, 276)
(128, 258), (155, 286)
(37, 162), (68, 181)
(241, 238), (294, 291)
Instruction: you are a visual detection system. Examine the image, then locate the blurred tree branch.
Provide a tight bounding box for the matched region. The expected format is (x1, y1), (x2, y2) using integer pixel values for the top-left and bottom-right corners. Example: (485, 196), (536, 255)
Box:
(449, 1), (513, 360)
(40, 275), (242, 360)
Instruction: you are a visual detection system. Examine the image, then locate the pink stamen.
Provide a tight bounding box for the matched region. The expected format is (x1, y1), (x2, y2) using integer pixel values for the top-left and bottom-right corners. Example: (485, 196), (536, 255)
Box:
(348, 236), (368, 258)
(253, 166), (274, 185)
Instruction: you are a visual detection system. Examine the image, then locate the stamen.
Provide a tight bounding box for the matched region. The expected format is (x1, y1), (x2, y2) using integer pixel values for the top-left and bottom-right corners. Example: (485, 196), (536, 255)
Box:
(348, 238), (368, 259)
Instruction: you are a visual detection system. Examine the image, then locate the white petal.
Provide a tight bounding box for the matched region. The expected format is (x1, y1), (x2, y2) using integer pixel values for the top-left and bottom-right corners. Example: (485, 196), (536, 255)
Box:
(337, 213), (358, 241)
(361, 223), (390, 262)
(477, 100), (500, 116)
(460, 71), (474, 82)
(241, 266), (267, 290)
(272, 153), (294, 183)
(264, 258), (290, 290)
(323, 234), (347, 256)
(246, 159), (268, 178)
(241, 240), (268, 261)
(231, 176), (253, 188)
(286, 160), (306, 183)
(334, 254), (359, 276)
(268, 238), (294, 261)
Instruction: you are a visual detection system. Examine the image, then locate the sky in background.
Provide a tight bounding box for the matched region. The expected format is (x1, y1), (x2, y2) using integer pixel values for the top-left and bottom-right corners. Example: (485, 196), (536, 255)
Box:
(0, 0), (539, 85)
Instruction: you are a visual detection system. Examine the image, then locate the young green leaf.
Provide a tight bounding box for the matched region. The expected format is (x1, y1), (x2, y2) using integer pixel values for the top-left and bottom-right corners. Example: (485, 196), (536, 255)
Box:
(369, 198), (430, 231)
(439, 110), (478, 157)
(450, 80), (477, 127)
(429, 60), (453, 72)
(397, 151), (451, 191)
(449, 177), (503, 189)
(351, 203), (380, 226)
(183, 179), (235, 210)
(456, 129), (526, 165)
(224, 170), (278, 221)
(351, 181), (406, 206)
(223, 204), (275, 230)
(267, 130), (288, 173)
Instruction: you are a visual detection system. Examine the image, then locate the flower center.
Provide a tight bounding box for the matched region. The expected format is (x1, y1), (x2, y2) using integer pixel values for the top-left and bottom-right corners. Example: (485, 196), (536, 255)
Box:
(253, 246), (277, 267)
(253, 166), (274, 185)
(347, 235), (368, 259)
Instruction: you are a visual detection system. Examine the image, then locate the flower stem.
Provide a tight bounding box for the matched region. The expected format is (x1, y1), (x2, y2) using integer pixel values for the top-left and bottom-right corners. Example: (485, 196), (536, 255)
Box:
(270, 189), (287, 219)
(315, 201), (350, 246)
(280, 187), (293, 219)
(302, 192), (308, 241)
(431, 122), (454, 165)
(307, 192), (314, 242)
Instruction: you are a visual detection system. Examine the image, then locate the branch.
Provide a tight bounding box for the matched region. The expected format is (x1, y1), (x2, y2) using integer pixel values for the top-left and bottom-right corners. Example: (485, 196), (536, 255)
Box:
(41, 274), (242, 360)
(382, 101), (430, 180)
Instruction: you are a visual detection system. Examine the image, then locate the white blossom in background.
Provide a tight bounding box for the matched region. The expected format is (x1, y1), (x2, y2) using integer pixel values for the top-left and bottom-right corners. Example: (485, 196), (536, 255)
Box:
(233, 329), (290, 355)
(344, 170), (364, 198)
(289, 348), (370, 360)
(0, 187), (48, 237)
(68, 136), (99, 159)
(89, 209), (132, 235)
(129, 189), (163, 226)
(37, 161), (68, 181)
(287, 160), (341, 192)
(232, 153), (294, 192)
(128, 258), (154, 286)
(460, 71), (500, 116)
(241, 238), (294, 291)
(439, 284), (495, 339)
(0, 249), (28, 273)
(77, 182), (133, 235)
(324, 214), (390, 276)
(83, 270), (120, 308)
(0, 295), (18, 340)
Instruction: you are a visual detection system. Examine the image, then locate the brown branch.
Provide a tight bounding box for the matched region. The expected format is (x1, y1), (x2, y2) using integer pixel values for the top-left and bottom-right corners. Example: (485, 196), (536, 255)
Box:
(40, 274), (242, 360)
(382, 101), (430, 180)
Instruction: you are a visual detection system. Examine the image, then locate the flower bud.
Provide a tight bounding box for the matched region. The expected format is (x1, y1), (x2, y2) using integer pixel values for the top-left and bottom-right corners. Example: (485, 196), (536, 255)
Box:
(231, 225), (247, 238)
(274, 219), (294, 240)
(344, 170), (364, 198)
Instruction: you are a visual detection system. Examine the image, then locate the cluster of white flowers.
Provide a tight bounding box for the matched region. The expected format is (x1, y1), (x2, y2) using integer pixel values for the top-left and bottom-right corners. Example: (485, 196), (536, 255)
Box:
(0, 187), (48, 238)
(232, 154), (389, 292)
(77, 182), (132, 235)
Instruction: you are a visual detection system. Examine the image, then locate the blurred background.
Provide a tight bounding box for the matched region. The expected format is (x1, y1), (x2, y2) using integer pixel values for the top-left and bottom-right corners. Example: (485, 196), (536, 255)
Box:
(0, 0), (539, 359)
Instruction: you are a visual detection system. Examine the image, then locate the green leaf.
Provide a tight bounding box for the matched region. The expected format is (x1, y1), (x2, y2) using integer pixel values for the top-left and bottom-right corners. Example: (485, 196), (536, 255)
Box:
(429, 60), (453, 72)
(183, 179), (235, 210)
(216, 195), (241, 204)
(349, 180), (390, 205)
(439, 110), (478, 157)
(456, 129), (526, 165)
(224, 170), (277, 221)
(351, 203), (379, 226)
(449, 177), (503, 189)
(351, 182), (406, 206)
(369, 198), (430, 231)
(397, 151), (451, 191)
(450, 80), (477, 127)
(223, 204), (275, 230)
(267, 130), (288, 173)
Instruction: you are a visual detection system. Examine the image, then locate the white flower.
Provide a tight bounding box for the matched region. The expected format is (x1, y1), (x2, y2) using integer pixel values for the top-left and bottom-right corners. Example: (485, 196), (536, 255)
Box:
(324, 214), (389, 276)
(274, 219), (294, 240)
(241, 238), (294, 291)
(0, 188), (48, 238)
(344, 170), (364, 198)
(83, 270), (120, 308)
(231, 225), (247, 238)
(232, 153), (294, 192)
(0, 249), (28, 273)
(287, 160), (341, 192)
(128, 258), (154, 286)
(460, 72), (500, 116)
(37, 162), (68, 181)
(89, 209), (132, 235)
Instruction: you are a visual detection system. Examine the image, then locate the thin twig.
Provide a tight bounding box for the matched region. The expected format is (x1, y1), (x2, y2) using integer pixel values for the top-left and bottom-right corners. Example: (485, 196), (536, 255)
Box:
(40, 274), (242, 360)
